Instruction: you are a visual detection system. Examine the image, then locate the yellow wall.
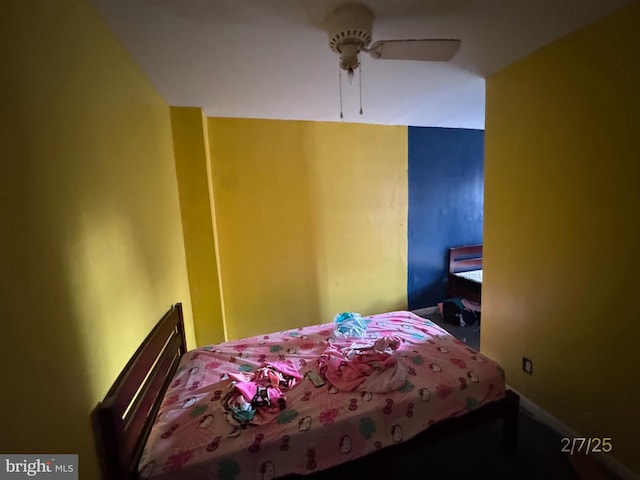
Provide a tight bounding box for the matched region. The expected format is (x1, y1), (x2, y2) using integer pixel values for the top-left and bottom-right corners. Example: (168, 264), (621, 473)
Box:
(208, 118), (407, 340)
(0, 1), (193, 478)
(484, 1), (640, 473)
(171, 107), (226, 344)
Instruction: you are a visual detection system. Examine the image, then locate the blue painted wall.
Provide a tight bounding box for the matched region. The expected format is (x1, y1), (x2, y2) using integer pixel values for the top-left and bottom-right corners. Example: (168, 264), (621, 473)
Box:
(408, 127), (484, 309)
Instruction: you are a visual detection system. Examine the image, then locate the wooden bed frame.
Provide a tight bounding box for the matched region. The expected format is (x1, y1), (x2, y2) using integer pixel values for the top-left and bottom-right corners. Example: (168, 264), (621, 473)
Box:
(92, 302), (519, 480)
(92, 303), (187, 480)
(447, 244), (483, 304)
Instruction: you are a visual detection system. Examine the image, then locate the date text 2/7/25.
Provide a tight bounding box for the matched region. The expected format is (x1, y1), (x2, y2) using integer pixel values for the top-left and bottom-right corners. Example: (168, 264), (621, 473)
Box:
(561, 437), (612, 455)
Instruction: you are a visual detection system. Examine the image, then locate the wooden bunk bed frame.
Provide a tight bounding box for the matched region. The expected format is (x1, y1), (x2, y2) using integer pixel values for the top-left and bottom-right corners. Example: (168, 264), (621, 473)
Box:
(447, 244), (483, 304)
(92, 302), (519, 480)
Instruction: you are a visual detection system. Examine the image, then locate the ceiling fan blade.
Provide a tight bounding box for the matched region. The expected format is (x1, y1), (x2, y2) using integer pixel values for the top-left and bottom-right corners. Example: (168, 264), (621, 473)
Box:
(368, 39), (461, 62)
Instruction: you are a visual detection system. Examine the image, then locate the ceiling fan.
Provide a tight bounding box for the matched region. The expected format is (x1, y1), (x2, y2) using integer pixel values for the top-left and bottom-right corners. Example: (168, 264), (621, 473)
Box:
(324, 3), (461, 80)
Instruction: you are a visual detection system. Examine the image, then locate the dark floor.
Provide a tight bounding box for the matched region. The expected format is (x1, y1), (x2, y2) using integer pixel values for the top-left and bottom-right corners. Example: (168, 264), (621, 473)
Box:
(414, 307), (481, 351)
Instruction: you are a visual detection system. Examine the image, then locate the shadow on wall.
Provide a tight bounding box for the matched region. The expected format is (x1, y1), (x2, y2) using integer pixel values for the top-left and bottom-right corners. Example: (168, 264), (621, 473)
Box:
(1, 158), (98, 475)
(0, 2), (192, 478)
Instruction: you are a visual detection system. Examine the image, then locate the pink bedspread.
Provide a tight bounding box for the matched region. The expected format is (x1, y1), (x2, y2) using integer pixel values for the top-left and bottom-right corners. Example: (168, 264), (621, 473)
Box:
(139, 311), (505, 480)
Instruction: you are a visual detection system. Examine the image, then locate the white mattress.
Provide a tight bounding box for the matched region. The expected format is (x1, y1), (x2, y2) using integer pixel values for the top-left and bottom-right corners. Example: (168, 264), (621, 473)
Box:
(454, 269), (483, 283)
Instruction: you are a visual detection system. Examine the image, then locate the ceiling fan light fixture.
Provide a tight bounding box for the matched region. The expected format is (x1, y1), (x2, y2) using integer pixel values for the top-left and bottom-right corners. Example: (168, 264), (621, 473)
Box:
(325, 2), (462, 119)
(326, 4), (373, 58)
(338, 41), (361, 74)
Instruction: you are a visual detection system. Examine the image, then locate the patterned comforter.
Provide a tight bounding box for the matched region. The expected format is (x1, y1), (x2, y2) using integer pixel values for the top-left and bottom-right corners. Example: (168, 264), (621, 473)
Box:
(139, 311), (505, 480)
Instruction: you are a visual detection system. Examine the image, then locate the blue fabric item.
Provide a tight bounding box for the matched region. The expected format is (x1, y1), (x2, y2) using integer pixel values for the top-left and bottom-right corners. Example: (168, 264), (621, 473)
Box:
(333, 312), (367, 339)
(231, 405), (256, 422)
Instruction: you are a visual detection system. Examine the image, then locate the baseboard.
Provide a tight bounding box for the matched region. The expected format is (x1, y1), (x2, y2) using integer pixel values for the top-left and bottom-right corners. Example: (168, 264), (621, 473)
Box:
(507, 385), (638, 480)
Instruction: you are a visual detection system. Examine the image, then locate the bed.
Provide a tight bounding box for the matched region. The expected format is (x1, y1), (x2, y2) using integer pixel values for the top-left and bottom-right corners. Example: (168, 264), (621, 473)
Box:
(447, 244), (483, 305)
(93, 303), (518, 480)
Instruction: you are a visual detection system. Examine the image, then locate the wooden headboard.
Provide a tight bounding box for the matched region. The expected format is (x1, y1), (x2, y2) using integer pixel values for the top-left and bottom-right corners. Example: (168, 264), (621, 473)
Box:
(92, 303), (187, 480)
(448, 244), (483, 274)
(447, 245), (483, 304)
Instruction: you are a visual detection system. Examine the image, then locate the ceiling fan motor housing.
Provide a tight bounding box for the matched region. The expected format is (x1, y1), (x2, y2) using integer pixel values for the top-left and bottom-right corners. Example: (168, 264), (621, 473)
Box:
(325, 4), (373, 70)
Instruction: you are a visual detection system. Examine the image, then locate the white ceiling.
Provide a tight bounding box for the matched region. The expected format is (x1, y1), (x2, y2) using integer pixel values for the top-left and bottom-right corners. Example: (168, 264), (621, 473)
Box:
(91, 0), (633, 129)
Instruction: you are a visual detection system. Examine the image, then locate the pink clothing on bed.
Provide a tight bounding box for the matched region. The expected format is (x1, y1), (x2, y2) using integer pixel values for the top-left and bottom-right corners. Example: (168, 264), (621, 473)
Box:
(224, 361), (301, 426)
(319, 336), (408, 393)
(359, 355), (409, 393)
(261, 361), (302, 382)
(233, 382), (285, 406)
(371, 335), (402, 353)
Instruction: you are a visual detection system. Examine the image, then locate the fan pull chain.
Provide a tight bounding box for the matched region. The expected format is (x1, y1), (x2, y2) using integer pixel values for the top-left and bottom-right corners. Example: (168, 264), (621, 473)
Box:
(359, 52), (363, 115)
(339, 62), (344, 119)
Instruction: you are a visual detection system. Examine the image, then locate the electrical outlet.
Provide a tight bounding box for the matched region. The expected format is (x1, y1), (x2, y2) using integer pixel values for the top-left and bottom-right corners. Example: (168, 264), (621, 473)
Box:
(522, 357), (533, 375)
